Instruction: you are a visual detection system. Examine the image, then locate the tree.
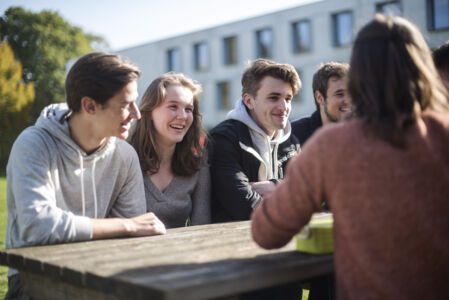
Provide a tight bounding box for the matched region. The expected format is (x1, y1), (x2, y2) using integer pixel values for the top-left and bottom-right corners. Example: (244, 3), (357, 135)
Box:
(0, 7), (107, 121)
(0, 40), (35, 169)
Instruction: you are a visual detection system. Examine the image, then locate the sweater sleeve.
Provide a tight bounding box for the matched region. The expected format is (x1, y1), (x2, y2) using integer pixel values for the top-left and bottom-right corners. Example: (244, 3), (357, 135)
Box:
(6, 129), (92, 248)
(190, 163), (211, 225)
(209, 131), (262, 221)
(108, 144), (146, 218)
(251, 134), (326, 249)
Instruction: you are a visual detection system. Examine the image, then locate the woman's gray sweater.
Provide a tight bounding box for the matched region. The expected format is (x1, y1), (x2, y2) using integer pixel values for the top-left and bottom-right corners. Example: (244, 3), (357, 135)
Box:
(144, 164), (211, 228)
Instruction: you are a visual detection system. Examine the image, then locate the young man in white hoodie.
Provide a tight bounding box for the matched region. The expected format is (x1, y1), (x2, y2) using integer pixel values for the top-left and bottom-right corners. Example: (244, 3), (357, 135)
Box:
(208, 59), (301, 222)
(5, 52), (166, 299)
(208, 58), (302, 300)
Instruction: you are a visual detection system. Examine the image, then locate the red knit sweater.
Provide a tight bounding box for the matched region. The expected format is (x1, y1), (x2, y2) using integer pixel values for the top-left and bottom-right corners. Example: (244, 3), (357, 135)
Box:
(251, 111), (449, 300)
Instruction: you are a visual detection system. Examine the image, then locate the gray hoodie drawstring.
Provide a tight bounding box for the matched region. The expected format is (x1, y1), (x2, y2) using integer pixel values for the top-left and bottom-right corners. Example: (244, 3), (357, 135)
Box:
(78, 150), (86, 216)
(91, 157), (98, 218)
(270, 143), (277, 179)
(78, 150), (98, 218)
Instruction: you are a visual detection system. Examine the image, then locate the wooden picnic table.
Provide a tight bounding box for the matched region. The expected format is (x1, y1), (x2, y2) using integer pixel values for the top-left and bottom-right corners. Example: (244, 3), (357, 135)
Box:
(0, 221), (333, 300)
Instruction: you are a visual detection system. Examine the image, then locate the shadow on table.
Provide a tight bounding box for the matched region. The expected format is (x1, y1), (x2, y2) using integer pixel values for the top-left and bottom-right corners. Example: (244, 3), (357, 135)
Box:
(83, 251), (333, 300)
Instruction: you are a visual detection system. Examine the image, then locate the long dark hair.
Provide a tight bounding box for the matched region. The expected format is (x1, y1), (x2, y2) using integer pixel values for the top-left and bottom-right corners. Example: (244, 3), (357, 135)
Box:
(128, 72), (206, 177)
(347, 14), (449, 147)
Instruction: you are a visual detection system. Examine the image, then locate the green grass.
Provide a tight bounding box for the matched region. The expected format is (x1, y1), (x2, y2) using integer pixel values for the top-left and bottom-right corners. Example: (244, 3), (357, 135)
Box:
(0, 175), (7, 299)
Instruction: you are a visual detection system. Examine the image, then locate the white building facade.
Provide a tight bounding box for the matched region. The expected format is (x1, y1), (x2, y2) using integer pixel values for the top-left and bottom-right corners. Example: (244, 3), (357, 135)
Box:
(116, 0), (449, 129)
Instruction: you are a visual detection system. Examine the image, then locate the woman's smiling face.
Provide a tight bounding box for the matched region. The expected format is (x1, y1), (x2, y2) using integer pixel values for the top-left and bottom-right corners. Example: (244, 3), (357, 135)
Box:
(151, 84), (194, 148)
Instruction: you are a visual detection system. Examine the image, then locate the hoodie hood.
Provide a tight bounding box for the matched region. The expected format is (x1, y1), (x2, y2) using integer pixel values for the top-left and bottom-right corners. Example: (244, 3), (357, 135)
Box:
(227, 98), (292, 143)
(226, 99), (292, 180)
(35, 103), (114, 160)
(36, 103), (77, 154)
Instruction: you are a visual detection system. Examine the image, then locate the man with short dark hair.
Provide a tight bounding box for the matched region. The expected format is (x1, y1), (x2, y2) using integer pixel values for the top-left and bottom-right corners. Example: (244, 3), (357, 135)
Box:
(5, 52), (166, 299)
(292, 62), (350, 146)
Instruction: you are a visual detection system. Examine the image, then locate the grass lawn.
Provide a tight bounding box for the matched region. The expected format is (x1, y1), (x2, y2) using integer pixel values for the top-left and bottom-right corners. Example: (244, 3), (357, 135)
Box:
(0, 175), (8, 299)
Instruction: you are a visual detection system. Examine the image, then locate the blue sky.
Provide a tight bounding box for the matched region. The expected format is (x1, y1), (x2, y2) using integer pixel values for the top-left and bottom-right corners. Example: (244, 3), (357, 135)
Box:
(0, 0), (318, 51)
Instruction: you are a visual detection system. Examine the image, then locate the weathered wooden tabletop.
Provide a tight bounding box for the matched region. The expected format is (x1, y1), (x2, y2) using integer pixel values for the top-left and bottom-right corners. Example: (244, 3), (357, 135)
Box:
(0, 221), (333, 300)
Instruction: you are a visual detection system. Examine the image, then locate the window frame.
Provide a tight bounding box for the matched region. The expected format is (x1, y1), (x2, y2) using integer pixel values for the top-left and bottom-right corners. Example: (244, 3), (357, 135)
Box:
(332, 11), (354, 47)
(255, 28), (273, 58)
(166, 47), (182, 72)
(223, 36), (238, 66)
(194, 41), (210, 72)
(376, 1), (402, 16)
(216, 81), (231, 110)
(427, 0), (449, 31)
(291, 19), (312, 54)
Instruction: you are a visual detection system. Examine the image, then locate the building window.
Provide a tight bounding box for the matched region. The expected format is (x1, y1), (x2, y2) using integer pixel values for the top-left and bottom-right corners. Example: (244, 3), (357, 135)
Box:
(256, 28), (273, 58)
(194, 42), (209, 71)
(223, 36), (237, 65)
(216, 81), (230, 110)
(332, 11), (353, 47)
(376, 1), (402, 16)
(427, 0), (449, 30)
(292, 20), (312, 53)
(167, 48), (181, 72)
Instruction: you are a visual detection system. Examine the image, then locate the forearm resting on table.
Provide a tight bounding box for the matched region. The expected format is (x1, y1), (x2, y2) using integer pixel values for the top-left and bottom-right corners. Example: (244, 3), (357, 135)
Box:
(91, 212), (166, 239)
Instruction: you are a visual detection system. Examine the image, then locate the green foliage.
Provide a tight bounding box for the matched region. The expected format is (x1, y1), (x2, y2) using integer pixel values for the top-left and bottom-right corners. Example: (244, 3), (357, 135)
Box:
(0, 176), (8, 299)
(85, 33), (111, 53)
(0, 40), (34, 170)
(0, 7), (104, 121)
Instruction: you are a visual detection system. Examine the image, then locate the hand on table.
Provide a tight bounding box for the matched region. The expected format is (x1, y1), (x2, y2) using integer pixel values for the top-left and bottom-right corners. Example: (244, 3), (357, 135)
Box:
(126, 212), (167, 236)
(250, 180), (276, 197)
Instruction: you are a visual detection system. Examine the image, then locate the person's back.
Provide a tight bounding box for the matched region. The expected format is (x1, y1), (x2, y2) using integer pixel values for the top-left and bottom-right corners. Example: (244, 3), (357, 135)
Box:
(303, 112), (449, 299)
(251, 14), (449, 300)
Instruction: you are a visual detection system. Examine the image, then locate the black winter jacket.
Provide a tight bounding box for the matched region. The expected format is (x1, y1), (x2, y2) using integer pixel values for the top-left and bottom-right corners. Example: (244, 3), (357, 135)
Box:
(291, 110), (323, 146)
(207, 119), (300, 223)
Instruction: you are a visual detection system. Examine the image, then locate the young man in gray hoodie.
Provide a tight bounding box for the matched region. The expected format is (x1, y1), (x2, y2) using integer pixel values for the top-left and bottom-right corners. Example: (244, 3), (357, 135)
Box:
(5, 52), (166, 299)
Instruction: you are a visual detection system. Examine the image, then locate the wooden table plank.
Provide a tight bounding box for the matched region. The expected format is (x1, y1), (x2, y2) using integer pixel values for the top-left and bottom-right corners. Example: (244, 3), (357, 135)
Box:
(0, 221), (333, 300)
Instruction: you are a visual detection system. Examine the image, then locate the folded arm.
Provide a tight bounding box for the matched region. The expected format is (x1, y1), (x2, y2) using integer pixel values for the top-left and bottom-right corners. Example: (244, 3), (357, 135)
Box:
(209, 132), (261, 220)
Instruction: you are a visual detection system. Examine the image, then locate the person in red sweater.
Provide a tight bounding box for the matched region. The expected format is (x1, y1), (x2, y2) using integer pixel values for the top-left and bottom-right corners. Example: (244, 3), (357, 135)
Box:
(251, 14), (449, 300)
